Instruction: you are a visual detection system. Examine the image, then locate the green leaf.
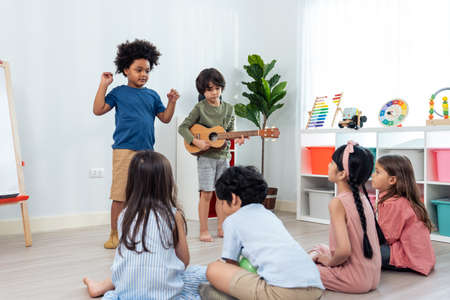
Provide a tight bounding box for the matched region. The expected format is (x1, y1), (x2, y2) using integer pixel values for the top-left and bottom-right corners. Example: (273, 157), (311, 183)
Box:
(247, 104), (262, 128)
(261, 78), (271, 101)
(242, 92), (266, 112)
(271, 81), (287, 98)
(234, 103), (248, 118)
(248, 55), (258, 65)
(270, 90), (287, 105)
(242, 92), (257, 105)
(243, 92), (268, 116)
(268, 74), (280, 88)
(248, 54), (264, 70)
(234, 103), (261, 129)
(242, 81), (260, 95)
(263, 59), (276, 78)
(236, 55), (287, 128)
(267, 103), (284, 118)
(244, 64), (263, 80)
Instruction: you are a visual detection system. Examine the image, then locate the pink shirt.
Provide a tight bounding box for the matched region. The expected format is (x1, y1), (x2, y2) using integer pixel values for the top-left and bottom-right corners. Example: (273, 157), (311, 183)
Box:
(313, 191), (381, 293)
(378, 195), (436, 275)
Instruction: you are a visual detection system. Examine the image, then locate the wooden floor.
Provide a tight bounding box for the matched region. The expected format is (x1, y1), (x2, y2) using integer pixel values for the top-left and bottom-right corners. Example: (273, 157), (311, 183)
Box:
(1, 212), (450, 299)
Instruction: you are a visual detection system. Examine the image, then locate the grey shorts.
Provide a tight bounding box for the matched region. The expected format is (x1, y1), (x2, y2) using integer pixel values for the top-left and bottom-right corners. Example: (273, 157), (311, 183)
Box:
(197, 156), (229, 191)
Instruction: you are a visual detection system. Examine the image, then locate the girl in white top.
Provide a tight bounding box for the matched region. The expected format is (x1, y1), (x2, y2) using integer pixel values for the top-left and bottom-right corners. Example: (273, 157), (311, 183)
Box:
(83, 151), (207, 300)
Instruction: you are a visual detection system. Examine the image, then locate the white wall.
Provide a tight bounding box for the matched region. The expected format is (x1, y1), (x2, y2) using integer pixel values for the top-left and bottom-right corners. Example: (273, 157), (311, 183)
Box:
(232, 1), (301, 206)
(0, 0), (300, 224)
(299, 0), (450, 128)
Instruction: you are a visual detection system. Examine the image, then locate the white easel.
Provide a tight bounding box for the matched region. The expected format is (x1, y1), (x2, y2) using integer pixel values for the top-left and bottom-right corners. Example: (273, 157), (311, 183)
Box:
(0, 60), (32, 247)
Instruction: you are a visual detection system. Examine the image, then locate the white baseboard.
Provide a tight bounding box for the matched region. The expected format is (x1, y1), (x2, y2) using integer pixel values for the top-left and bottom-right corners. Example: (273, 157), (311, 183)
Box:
(274, 199), (296, 213)
(0, 211), (110, 235)
(0, 201), (297, 236)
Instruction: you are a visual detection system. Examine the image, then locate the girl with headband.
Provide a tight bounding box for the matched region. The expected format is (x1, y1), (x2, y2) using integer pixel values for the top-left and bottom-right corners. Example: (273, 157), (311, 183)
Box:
(309, 141), (383, 293)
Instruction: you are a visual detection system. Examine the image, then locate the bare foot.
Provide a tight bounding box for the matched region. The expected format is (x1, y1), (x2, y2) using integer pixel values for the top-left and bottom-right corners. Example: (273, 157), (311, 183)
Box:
(83, 277), (106, 298)
(217, 228), (224, 238)
(200, 231), (213, 242)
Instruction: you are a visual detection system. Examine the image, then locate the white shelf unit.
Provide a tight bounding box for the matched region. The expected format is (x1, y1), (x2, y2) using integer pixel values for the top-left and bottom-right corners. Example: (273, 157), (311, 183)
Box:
(298, 126), (450, 243)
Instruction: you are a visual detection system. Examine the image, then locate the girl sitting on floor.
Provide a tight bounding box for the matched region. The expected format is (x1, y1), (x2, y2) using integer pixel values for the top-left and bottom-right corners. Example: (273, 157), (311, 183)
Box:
(309, 141), (382, 293)
(83, 151), (207, 299)
(372, 154), (435, 275)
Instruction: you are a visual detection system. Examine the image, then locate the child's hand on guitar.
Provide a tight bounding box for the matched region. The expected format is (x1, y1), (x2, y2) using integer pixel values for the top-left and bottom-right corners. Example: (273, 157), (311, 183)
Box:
(192, 138), (210, 151)
(235, 135), (247, 146)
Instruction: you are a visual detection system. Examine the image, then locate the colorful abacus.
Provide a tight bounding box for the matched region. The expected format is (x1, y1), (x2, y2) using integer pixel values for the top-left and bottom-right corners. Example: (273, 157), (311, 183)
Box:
(306, 96), (328, 128)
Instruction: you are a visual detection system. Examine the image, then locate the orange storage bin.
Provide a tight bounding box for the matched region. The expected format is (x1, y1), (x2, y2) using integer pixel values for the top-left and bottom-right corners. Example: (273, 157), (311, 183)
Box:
(307, 146), (335, 175)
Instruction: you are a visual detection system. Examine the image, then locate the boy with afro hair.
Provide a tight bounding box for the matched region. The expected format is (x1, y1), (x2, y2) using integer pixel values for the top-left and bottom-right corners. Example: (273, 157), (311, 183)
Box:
(93, 39), (180, 249)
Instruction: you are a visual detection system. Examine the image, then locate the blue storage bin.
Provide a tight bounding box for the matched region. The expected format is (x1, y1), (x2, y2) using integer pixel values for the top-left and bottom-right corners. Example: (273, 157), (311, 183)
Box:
(432, 199), (450, 237)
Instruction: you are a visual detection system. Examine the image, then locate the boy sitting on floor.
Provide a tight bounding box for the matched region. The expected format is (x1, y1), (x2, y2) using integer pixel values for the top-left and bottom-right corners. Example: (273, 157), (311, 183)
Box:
(203, 166), (324, 300)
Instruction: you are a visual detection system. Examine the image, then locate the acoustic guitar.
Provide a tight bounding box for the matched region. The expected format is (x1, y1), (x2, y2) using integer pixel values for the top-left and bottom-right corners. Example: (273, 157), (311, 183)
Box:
(184, 124), (280, 155)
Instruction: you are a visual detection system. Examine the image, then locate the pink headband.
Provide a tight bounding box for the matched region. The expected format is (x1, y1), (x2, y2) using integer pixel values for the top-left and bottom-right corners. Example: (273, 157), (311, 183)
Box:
(342, 140), (358, 179)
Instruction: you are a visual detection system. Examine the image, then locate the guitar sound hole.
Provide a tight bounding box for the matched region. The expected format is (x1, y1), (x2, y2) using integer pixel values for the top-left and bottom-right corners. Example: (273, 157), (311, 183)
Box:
(209, 132), (218, 142)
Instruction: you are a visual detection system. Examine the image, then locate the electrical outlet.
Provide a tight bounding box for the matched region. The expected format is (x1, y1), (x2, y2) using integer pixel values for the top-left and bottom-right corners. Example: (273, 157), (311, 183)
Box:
(89, 168), (104, 178)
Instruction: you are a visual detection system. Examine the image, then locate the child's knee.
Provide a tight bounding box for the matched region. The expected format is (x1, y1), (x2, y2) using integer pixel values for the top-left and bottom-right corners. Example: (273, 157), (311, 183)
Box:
(201, 191), (214, 200)
(206, 261), (222, 280)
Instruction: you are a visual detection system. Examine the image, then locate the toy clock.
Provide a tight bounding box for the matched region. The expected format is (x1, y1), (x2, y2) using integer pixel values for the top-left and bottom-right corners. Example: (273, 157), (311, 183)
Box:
(379, 99), (408, 127)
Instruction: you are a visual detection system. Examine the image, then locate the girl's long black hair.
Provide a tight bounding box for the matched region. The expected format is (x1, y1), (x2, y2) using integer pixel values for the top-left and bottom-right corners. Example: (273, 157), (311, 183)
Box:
(118, 150), (186, 256)
(332, 145), (386, 259)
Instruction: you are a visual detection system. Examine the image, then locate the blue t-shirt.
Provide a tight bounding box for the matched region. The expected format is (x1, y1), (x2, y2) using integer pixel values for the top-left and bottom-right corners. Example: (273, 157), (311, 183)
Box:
(105, 85), (166, 150)
(222, 204), (324, 289)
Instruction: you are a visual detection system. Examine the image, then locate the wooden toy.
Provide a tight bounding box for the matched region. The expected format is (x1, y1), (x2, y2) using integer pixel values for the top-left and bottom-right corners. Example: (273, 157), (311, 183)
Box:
(338, 107), (367, 129)
(379, 99), (408, 127)
(427, 87), (450, 126)
(330, 93), (343, 127)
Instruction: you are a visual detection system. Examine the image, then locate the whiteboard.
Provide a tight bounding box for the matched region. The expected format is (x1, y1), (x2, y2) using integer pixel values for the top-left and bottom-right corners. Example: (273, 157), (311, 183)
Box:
(0, 63), (20, 198)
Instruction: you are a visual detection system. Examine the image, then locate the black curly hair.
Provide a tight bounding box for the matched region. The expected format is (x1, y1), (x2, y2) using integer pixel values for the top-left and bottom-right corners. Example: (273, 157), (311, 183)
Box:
(114, 39), (161, 76)
(215, 166), (268, 207)
(332, 144), (386, 259)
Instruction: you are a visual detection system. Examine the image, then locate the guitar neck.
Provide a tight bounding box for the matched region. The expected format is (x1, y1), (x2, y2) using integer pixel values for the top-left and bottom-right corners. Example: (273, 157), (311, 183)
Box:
(217, 130), (260, 140)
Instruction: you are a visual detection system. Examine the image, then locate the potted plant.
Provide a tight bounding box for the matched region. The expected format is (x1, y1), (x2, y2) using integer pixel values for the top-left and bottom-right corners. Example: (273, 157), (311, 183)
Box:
(234, 54), (287, 209)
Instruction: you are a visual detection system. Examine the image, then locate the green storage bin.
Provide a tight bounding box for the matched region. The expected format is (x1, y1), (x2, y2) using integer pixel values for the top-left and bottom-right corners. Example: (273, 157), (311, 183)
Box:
(432, 199), (450, 237)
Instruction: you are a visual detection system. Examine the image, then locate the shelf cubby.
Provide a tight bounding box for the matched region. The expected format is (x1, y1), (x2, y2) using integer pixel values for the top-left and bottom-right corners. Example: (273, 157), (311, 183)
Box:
(298, 126), (450, 243)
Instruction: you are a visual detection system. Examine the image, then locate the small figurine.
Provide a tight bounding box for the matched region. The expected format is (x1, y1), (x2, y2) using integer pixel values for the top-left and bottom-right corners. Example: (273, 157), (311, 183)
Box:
(338, 107), (367, 129)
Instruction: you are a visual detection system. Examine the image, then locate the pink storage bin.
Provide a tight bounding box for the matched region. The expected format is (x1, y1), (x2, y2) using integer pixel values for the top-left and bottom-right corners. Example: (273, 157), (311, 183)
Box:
(432, 149), (450, 182)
